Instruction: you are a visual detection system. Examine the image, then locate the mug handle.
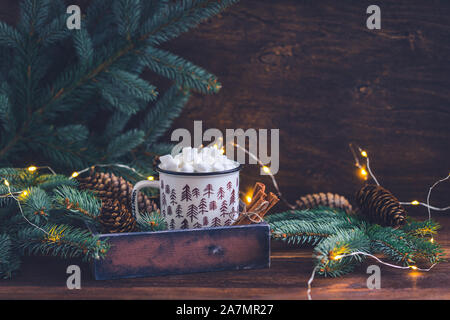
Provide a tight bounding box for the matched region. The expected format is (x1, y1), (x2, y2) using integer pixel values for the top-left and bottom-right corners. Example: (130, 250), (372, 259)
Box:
(131, 180), (160, 218)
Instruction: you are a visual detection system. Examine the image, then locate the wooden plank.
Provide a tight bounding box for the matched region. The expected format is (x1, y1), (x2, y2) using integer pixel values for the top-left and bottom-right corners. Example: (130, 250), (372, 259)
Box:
(92, 223), (270, 280)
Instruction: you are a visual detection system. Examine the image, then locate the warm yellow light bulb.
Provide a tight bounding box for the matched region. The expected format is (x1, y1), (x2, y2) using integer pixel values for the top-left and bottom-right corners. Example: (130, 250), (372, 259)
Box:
(28, 166), (37, 172)
(147, 176), (155, 181)
(246, 196), (252, 204)
(71, 172), (79, 178)
(220, 148), (225, 155)
(360, 168), (368, 176)
(410, 266), (418, 270)
(361, 151), (368, 158)
(411, 200), (420, 206)
(4, 180), (9, 186)
(262, 166), (271, 174)
(430, 237), (434, 243)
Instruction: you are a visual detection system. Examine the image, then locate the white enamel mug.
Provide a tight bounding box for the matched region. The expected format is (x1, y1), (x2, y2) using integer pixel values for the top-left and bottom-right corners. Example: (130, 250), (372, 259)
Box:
(132, 165), (242, 230)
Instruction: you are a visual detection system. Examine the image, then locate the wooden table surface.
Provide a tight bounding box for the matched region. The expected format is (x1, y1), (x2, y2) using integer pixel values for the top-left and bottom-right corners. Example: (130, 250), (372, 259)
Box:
(1, 215), (448, 300)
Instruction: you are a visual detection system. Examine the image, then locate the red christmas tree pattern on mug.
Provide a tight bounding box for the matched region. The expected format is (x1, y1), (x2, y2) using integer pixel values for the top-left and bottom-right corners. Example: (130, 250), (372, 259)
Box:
(165, 181), (239, 229)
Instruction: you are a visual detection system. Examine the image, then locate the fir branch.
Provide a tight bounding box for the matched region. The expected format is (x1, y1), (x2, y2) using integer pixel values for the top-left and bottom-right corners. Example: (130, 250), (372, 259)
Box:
(72, 28), (95, 68)
(0, 22), (24, 49)
(102, 111), (132, 140)
(314, 230), (371, 277)
(136, 211), (167, 232)
(0, 94), (12, 133)
(368, 225), (443, 266)
(0, 0), (238, 171)
(141, 47), (221, 94)
(35, 174), (78, 191)
(54, 186), (101, 223)
(142, 0), (239, 45)
(16, 224), (109, 261)
(140, 85), (190, 146)
(106, 129), (145, 159)
(402, 219), (441, 238)
(404, 234), (444, 265)
(270, 218), (355, 246)
(20, 187), (51, 225)
(266, 208), (357, 224)
(107, 69), (158, 102)
(113, 0), (142, 38)
(146, 142), (175, 156)
(368, 225), (416, 265)
(18, 0), (50, 35)
(38, 12), (69, 47)
(0, 234), (21, 279)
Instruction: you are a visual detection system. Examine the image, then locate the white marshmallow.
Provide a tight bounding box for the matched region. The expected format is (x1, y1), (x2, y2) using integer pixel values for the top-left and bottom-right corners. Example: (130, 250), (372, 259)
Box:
(161, 146), (238, 173)
(212, 162), (225, 172)
(180, 162), (194, 173)
(182, 147), (193, 163)
(194, 162), (212, 173)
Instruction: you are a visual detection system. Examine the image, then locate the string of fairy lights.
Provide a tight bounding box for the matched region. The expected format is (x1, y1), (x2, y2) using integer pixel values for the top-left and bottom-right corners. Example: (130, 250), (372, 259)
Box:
(305, 144), (449, 300)
(1, 142), (448, 300)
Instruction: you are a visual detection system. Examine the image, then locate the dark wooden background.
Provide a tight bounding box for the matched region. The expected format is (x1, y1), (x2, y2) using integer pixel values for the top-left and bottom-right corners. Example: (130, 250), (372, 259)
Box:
(0, 0), (449, 216)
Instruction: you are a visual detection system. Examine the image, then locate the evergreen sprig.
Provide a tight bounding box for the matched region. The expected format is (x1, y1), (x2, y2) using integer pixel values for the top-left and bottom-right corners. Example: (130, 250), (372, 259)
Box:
(0, 0), (239, 176)
(269, 208), (443, 277)
(0, 168), (109, 278)
(16, 224), (109, 262)
(136, 211), (167, 232)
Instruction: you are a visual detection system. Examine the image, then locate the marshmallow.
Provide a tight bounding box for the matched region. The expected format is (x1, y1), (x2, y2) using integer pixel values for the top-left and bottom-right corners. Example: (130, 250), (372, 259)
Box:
(212, 162), (225, 172)
(194, 162), (212, 173)
(160, 146), (239, 173)
(180, 162), (194, 173)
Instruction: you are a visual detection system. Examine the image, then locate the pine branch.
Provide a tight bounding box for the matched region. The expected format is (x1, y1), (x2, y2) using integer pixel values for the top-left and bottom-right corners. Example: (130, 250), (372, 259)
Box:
(106, 129), (145, 159)
(38, 12), (69, 47)
(368, 225), (416, 265)
(142, 0), (239, 46)
(0, 0), (238, 172)
(0, 22), (24, 49)
(136, 211), (167, 232)
(0, 234), (21, 279)
(54, 186), (101, 223)
(18, 0), (50, 35)
(102, 111), (132, 140)
(314, 230), (371, 277)
(35, 174), (78, 191)
(20, 187), (51, 225)
(113, 0), (142, 38)
(107, 69), (158, 102)
(402, 219), (440, 238)
(270, 217), (354, 246)
(140, 85), (191, 146)
(16, 224), (109, 261)
(141, 47), (221, 93)
(72, 29), (95, 68)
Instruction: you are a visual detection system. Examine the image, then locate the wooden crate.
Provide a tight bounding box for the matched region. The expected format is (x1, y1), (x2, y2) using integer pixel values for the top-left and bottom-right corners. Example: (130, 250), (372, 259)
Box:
(89, 223), (270, 280)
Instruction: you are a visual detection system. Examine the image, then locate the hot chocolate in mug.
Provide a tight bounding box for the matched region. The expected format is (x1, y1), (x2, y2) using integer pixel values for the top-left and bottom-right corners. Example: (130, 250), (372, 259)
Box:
(132, 165), (242, 230)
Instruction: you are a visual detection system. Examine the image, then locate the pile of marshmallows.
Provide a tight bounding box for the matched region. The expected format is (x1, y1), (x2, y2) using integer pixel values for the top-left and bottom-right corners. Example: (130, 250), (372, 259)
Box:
(159, 147), (239, 173)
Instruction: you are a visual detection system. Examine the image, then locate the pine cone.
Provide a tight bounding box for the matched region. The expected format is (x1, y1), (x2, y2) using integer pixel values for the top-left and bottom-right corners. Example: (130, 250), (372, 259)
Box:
(99, 199), (136, 233)
(77, 169), (159, 215)
(296, 193), (353, 214)
(355, 185), (407, 227)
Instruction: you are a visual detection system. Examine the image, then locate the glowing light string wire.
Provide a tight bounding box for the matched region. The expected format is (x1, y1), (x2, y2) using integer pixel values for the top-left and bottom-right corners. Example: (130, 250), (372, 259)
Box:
(70, 163), (151, 180)
(350, 143), (450, 213)
(224, 140), (296, 210)
(307, 144), (448, 300)
(1, 178), (50, 236)
(306, 251), (437, 300)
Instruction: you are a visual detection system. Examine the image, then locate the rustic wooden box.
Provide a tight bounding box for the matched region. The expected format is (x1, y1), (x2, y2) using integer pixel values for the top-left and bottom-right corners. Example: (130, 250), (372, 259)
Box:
(89, 223), (271, 280)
